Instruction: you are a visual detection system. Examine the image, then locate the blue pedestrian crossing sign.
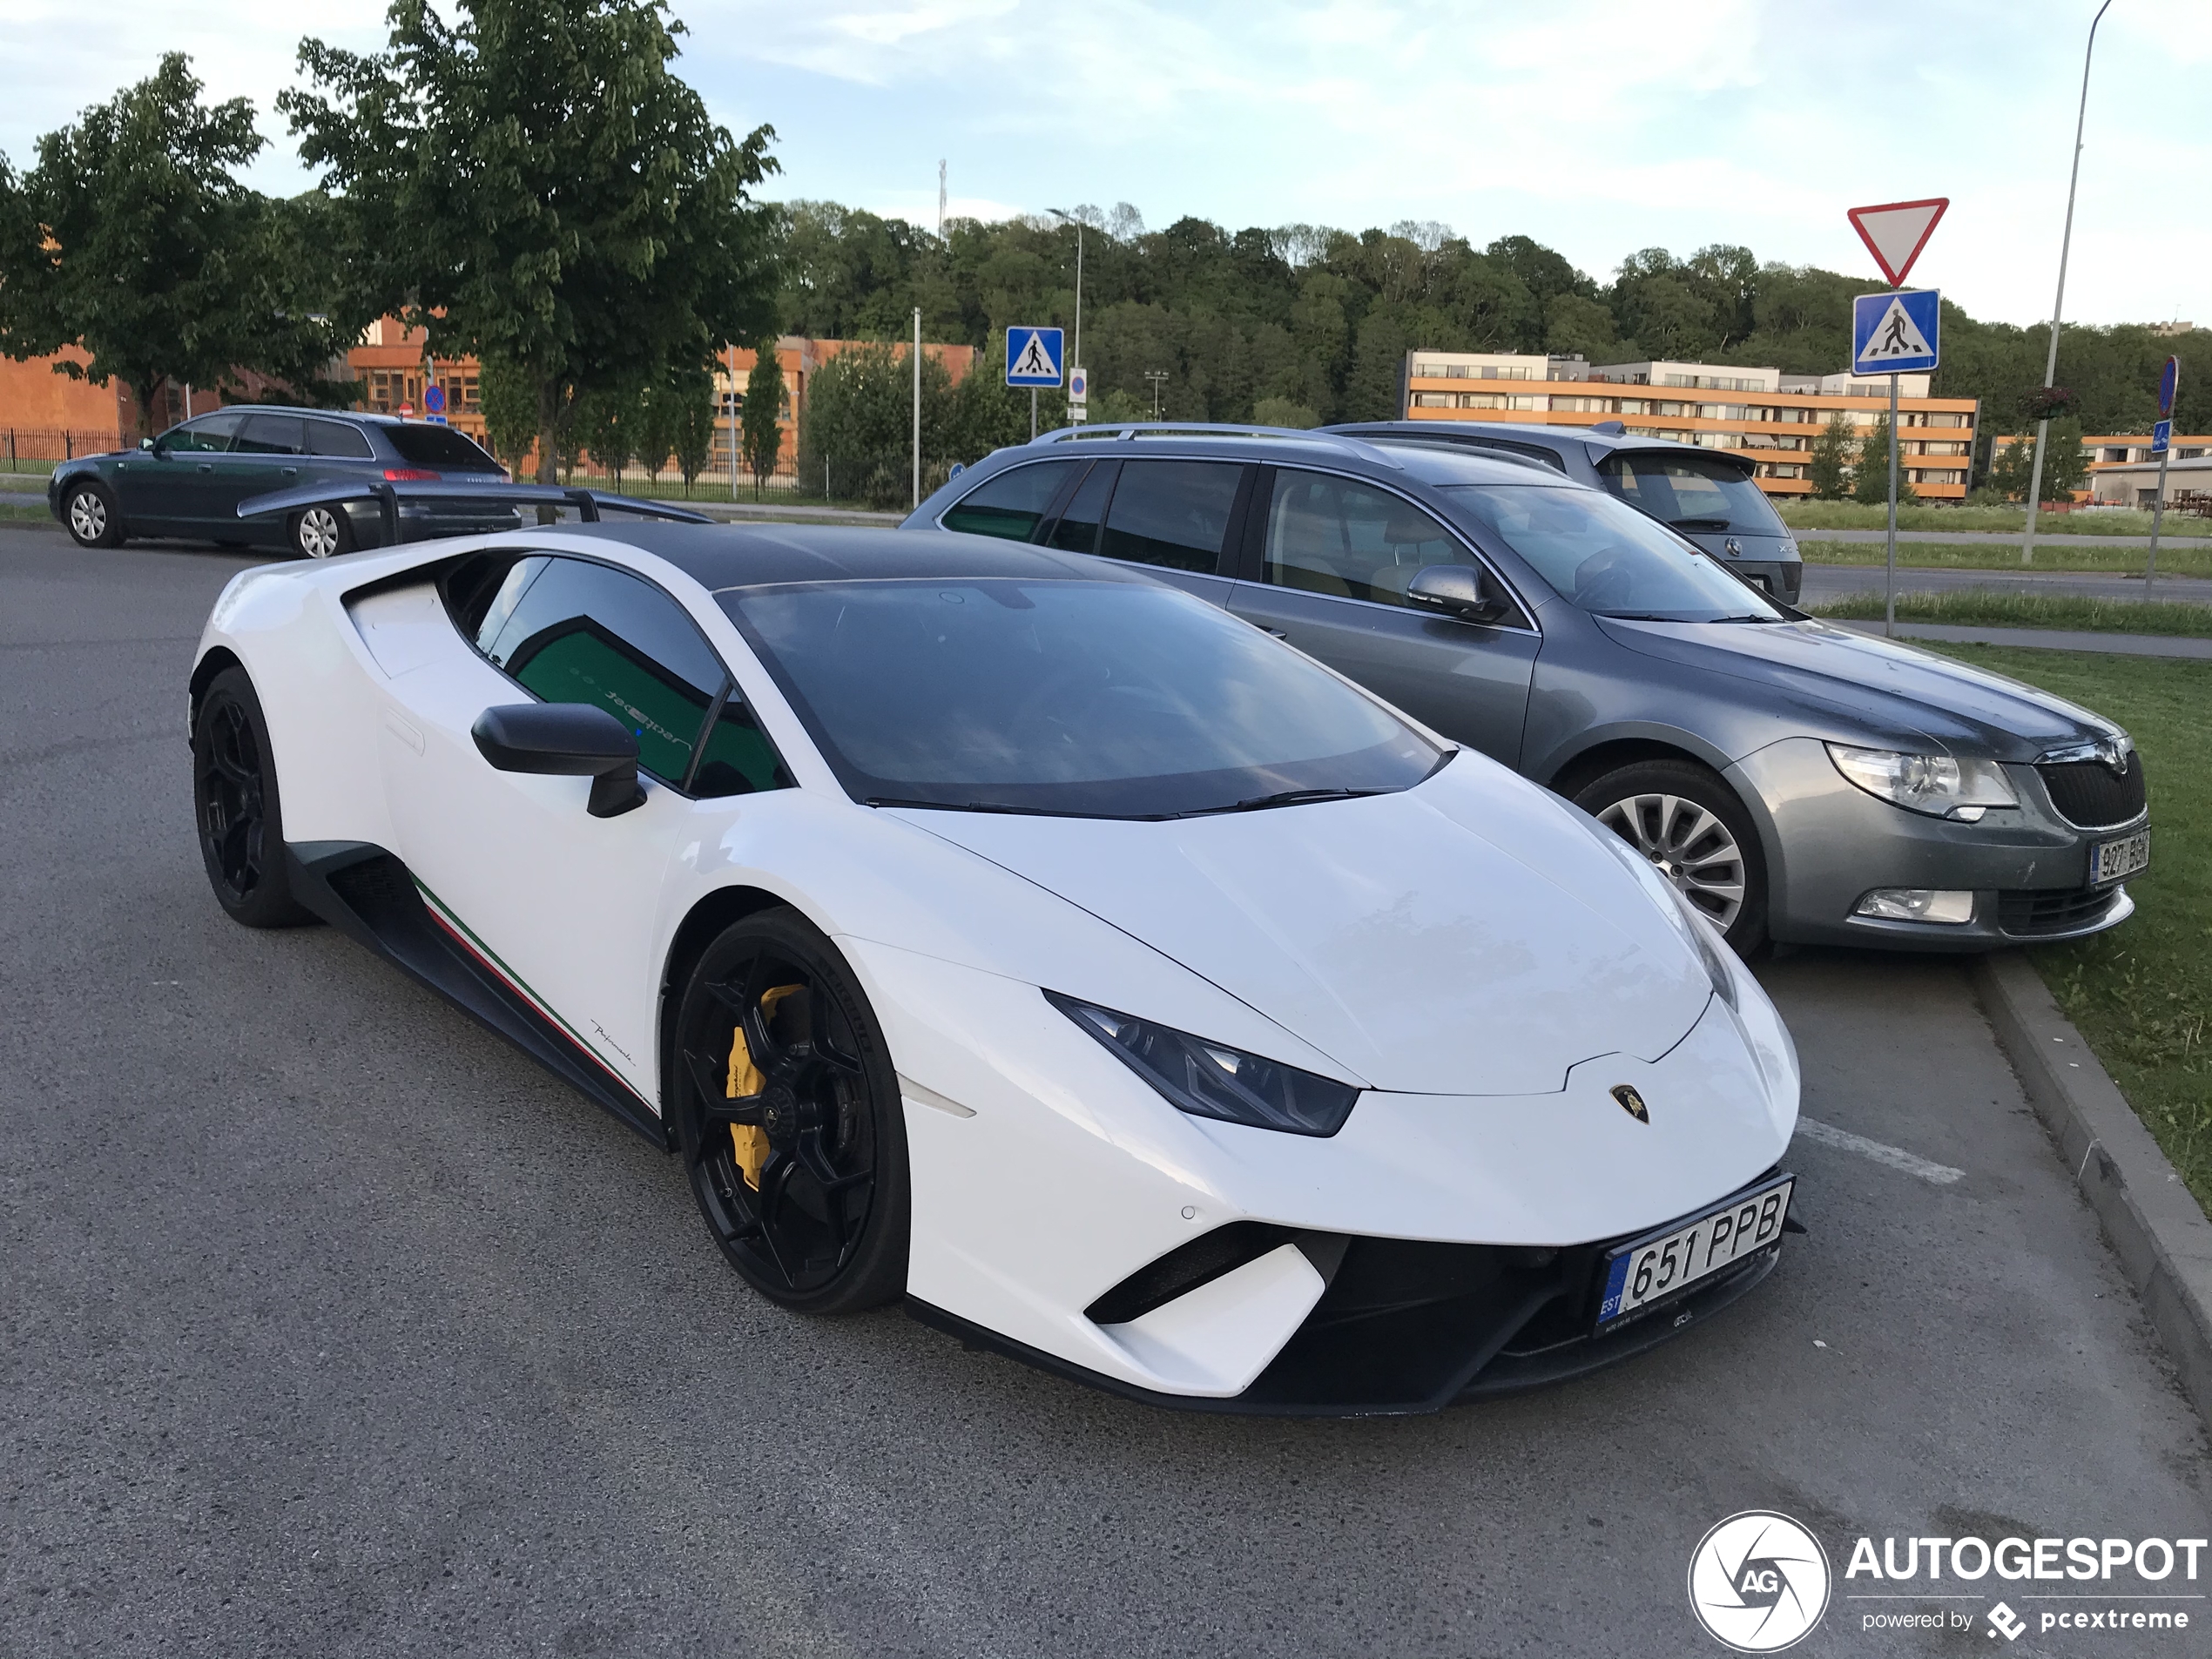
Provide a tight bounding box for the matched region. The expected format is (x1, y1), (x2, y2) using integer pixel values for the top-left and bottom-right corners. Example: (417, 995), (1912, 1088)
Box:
(1851, 289), (1940, 375)
(2152, 421), (2172, 455)
(1005, 326), (1064, 388)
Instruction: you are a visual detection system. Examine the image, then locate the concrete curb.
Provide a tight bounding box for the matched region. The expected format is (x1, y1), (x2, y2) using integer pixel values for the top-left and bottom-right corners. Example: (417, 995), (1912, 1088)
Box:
(1973, 951), (2212, 1430)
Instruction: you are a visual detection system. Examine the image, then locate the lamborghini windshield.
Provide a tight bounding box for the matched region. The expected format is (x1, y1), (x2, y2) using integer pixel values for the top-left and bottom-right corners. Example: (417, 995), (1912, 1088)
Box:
(720, 577), (1445, 818)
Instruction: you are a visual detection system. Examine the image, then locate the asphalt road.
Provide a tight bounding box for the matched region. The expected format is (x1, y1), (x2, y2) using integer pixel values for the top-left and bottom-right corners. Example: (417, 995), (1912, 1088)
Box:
(1803, 561), (2212, 606)
(3, 527), (2208, 1658)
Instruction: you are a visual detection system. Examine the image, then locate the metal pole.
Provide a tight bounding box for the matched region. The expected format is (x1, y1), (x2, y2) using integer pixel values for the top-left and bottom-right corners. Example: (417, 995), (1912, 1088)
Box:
(2022, 0), (2113, 565)
(1073, 222), (1083, 411)
(1030, 388), (1037, 442)
(2146, 444), (2174, 594)
(912, 307), (921, 510)
(728, 344), (739, 501)
(1885, 372), (1900, 637)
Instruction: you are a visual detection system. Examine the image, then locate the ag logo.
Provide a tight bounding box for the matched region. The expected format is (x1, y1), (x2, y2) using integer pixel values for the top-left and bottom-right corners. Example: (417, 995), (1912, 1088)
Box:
(1687, 1511), (1831, 1652)
(1611, 1083), (1650, 1123)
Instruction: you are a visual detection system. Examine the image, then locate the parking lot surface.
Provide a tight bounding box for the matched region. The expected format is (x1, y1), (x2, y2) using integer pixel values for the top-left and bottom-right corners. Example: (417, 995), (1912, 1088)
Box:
(3, 527), (2207, 1657)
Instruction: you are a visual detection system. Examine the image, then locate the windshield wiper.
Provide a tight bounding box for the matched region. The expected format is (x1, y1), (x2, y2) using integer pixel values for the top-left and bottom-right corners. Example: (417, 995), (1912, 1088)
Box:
(1172, 786), (1389, 819)
(1669, 516), (1730, 531)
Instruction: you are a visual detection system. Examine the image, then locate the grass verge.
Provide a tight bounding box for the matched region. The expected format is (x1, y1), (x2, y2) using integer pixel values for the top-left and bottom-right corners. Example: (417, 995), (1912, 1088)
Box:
(1801, 540), (2212, 579)
(1777, 501), (2194, 536)
(0, 502), (56, 524)
(1917, 643), (2212, 1213)
(1810, 590), (2212, 637)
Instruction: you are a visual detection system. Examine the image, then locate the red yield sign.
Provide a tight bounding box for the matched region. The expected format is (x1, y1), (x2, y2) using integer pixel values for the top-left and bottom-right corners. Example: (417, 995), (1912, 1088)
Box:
(1847, 198), (1949, 287)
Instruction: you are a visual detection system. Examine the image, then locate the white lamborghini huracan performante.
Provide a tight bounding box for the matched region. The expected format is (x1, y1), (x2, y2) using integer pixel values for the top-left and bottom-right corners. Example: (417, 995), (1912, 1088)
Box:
(190, 501), (1802, 1414)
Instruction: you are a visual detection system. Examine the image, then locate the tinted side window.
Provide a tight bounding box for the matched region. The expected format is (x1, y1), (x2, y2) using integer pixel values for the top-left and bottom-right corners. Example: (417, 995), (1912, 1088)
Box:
(236, 414), (307, 455)
(386, 423), (502, 469)
(1096, 461), (1244, 574)
(1262, 469), (1478, 606)
(476, 556), (730, 786)
(307, 418), (376, 459)
(690, 698), (790, 798)
(1044, 461), (1116, 555)
(940, 461), (1077, 540)
(165, 412), (246, 453)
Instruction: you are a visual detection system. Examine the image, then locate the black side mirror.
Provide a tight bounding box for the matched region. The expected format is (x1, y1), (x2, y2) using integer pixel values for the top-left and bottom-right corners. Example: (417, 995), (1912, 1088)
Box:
(1406, 563), (1508, 625)
(471, 704), (645, 818)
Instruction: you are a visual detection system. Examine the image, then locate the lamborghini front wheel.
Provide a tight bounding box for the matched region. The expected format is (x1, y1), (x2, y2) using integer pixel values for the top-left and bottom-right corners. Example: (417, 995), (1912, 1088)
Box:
(673, 908), (909, 1314)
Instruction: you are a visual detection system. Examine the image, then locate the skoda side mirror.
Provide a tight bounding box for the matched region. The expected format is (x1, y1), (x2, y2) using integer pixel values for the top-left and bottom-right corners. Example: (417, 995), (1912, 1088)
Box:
(1406, 563), (1508, 625)
(470, 703), (645, 818)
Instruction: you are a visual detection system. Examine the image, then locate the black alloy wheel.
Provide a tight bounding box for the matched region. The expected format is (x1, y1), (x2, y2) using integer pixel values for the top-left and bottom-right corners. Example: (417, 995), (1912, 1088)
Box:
(64, 481), (125, 548)
(192, 667), (316, 928)
(674, 910), (908, 1314)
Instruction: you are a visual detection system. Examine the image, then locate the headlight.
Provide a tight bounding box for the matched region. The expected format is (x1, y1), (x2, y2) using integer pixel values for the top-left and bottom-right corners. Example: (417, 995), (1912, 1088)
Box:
(1825, 743), (2018, 819)
(1046, 992), (1359, 1136)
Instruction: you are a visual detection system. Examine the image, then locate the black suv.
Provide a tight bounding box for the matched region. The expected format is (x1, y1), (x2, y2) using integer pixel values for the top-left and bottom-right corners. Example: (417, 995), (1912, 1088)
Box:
(50, 406), (510, 559)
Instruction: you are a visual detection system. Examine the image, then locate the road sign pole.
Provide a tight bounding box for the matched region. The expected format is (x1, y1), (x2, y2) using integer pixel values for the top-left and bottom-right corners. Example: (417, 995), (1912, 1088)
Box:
(1030, 388), (1037, 442)
(2146, 443), (2173, 595)
(912, 307), (921, 511)
(1885, 371), (1900, 637)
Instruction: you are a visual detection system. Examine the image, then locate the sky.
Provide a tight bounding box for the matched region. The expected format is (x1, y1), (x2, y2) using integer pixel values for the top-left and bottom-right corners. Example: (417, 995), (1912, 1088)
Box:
(2, 0), (2204, 330)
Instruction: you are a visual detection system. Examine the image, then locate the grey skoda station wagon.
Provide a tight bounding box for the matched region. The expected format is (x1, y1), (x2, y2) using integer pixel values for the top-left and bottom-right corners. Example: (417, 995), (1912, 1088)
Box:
(907, 425), (2148, 954)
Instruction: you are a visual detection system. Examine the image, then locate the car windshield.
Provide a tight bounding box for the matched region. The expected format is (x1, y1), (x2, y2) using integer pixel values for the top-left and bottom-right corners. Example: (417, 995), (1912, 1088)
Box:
(384, 423), (502, 469)
(719, 577), (1445, 818)
(1594, 452), (1787, 536)
(1440, 484), (1784, 623)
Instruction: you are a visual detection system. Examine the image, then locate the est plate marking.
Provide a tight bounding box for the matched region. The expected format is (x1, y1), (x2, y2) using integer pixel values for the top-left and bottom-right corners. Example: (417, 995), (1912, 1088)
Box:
(1596, 1176), (1794, 1329)
(2091, 826), (2149, 886)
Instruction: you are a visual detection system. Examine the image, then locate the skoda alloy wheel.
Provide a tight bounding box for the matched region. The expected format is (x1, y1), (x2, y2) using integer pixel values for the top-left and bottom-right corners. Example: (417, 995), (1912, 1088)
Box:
(65, 482), (125, 548)
(292, 506), (353, 559)
(1576, 759), (1768, 951)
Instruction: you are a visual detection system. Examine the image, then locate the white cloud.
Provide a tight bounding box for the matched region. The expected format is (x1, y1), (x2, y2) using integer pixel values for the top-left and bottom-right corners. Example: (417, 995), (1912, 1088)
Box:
(2, 0), (2201, 326)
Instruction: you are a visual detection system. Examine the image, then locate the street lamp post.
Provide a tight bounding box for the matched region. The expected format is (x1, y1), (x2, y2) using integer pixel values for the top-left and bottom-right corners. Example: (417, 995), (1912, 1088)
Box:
(1047, 208), (1084, 424)
(2020, 0), (2114, 565)
(1144, 370), (1167, 421)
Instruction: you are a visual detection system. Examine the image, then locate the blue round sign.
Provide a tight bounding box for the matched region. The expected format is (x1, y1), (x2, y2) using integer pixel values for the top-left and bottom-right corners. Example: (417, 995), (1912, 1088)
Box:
(2158, 356), (2180, 419)
(423, 383), (447, 415)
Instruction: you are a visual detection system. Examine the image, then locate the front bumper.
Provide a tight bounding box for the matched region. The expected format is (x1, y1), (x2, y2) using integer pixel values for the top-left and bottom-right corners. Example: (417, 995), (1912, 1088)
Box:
(849, 934), (1798, 1413)
(913, 1186), (1789, 1416)
(1730, 737), (2145, 950)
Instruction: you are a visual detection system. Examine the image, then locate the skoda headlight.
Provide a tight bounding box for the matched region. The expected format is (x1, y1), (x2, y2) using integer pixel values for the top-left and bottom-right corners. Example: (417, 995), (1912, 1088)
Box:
(1825, 743), (2017, 819)
(1047, 992), (1359, 1137)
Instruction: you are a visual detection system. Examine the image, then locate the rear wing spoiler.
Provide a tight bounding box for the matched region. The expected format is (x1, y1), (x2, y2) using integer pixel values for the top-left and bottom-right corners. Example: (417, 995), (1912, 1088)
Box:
(237, 479), (712, 544)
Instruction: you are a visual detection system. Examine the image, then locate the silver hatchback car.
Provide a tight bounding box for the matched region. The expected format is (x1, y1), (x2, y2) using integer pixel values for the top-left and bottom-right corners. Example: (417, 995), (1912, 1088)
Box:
(907, 425), (2148, 954)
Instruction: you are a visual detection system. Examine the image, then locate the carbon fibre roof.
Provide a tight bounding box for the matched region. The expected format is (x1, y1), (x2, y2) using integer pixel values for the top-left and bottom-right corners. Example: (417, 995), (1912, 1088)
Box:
(550, 521), (1149, 592)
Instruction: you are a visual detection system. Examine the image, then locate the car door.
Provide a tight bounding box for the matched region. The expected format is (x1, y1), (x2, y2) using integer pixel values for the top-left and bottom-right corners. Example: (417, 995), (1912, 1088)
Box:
(113, 411), (244, 531)
(221, 413), (310, 539)
(1061, 457), (1250, 605)
(375, 551), (789, 1107)
(1224, 466), (1539, 766)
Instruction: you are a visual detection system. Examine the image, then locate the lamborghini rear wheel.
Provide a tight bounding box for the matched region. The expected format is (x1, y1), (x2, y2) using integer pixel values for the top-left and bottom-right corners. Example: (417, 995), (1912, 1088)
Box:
(192, 666), (316, 928)
(674, 909), (908, 1314)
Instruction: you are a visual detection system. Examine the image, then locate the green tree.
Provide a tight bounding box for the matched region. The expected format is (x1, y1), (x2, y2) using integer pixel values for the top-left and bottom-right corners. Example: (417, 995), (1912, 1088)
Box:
(1252, 395), (1319, 428)
(578, 384), (636, 489)
(478, 354), (539, 474)
(1807, 414), (1855, 500)
(666, 368), (718, 487)
(1990, 418), (2087, 502)
(740, 343), (786, 496)
(1852, 414), (1919, 507)
(0, 55), (354, 435)
(282, 0), (781, 482)
(798, 342), (954, 508)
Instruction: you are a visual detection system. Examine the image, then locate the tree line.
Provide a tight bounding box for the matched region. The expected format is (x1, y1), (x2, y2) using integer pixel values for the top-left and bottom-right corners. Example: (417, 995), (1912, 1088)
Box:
(3, 0), (2198, 504)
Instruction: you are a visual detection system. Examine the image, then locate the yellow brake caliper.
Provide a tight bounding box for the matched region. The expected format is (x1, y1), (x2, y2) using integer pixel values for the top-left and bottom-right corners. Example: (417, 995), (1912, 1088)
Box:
(726, 984), (803, 1189)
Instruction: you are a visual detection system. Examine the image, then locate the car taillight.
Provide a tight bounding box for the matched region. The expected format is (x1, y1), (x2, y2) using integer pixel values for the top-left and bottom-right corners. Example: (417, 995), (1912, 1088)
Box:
(383, 468), (442, 481)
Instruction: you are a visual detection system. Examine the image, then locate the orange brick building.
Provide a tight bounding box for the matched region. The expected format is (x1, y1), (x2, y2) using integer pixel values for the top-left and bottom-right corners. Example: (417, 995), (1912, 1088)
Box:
(1404, 352), (1980, 501)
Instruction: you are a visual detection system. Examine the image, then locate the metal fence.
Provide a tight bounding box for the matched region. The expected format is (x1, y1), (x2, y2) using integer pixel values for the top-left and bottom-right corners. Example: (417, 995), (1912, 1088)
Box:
(4, 427), (127, 467)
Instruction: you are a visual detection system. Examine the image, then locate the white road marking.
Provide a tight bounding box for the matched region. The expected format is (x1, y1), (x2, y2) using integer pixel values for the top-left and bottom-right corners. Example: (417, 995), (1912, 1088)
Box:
(1795, 1116), (1965, 1186)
